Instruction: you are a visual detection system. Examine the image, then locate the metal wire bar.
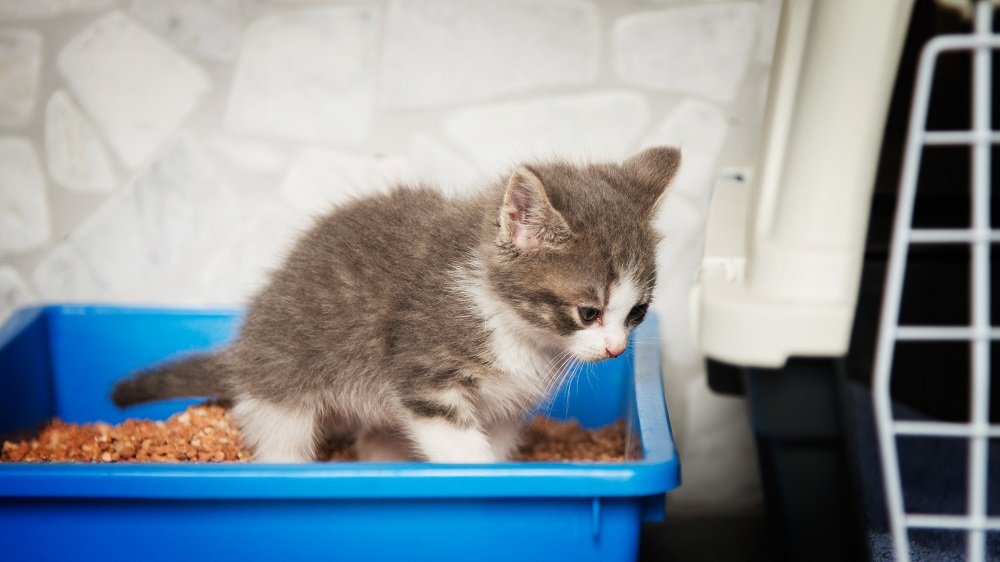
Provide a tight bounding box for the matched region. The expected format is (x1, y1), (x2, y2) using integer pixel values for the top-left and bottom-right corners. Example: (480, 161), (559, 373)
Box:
(873, 5), (997, 561)
(923, 130), (1000, 145)
(908, 229), (1000, 243)
(894, 421), (1000, 438)
(894, 326), (1000, 340)
(907, 515), (1000, 531)
(966, 4), (993, 559)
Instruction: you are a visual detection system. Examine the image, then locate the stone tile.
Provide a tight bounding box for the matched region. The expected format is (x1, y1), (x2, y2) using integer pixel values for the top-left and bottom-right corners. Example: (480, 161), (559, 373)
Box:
(58, 11), (211, 168)
(129, 0), (241, 62)
(129, 136), (232, 266)
(408, 134), (488, 197)
(381, 0), (598, 107)
(68, 136), (233, 301)
(208, 134), (288, 173)
(444, 91), (650, 169)
(201, 207), (302, 304)
(226, 6), (377, 143)
(718, 64), (770, 166)
(45, 90), (116, 193)
(0, 28), (41, 127)
(31, 244), (106, 302)
(281, 148), (411, 215)
(65, 190), (147, 299)
(0, 0), (112, 19)
(613, 3), (759, 103)
(755, 0), (782, 64)
(0, 136), (49, 256)
(0, 266), (33, 323)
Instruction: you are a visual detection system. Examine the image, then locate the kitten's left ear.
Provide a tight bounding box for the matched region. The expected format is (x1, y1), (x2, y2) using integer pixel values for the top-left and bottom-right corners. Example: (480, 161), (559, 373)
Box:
(499, 166), (572, 252)
(623, 146), (682, 216)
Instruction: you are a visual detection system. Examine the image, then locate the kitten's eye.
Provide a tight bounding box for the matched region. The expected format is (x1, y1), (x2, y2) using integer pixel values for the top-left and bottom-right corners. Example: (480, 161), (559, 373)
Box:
(578, 306), (601, 323)
(628, 304), (649, 323)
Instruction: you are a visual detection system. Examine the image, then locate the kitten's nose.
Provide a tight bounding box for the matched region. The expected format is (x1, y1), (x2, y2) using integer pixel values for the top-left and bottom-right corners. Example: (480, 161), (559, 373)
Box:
(605, 345), (625, 358)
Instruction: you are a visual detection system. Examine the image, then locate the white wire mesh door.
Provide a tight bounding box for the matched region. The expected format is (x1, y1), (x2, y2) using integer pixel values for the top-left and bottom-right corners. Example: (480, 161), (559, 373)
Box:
(874, 2), (999, 561)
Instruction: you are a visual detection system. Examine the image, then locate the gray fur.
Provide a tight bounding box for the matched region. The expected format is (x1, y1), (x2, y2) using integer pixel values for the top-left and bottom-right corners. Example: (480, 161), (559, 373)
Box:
(112, 146), (681, 462)
(112, 353), (227, 407)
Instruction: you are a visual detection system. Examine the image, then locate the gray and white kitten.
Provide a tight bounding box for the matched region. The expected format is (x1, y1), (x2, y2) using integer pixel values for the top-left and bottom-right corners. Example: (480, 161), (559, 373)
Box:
(112, 147), (681, 463)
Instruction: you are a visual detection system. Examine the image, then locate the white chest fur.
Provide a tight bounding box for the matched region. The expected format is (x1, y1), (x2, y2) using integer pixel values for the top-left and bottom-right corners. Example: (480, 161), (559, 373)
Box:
(454, 265), (564, 420)
(478, 318), (560, 422)
(487, 311), (556, 387)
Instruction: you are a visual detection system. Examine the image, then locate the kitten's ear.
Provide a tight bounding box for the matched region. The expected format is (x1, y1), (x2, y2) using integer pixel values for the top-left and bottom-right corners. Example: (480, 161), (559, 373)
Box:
(499, 167), (572, 252)
(623, 146), (682, 216)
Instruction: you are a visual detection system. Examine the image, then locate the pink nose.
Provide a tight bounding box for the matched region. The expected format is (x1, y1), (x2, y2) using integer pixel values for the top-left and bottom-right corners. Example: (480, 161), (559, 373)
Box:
(605, 346), (625, 358)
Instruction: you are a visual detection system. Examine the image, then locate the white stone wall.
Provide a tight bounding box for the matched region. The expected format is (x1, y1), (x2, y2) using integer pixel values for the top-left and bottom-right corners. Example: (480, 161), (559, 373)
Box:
(0, 0), (778, 514)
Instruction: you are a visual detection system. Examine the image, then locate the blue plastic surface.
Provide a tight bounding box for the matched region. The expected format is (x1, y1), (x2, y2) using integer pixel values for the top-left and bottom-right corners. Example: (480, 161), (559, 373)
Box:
(0, 306), (679, 562)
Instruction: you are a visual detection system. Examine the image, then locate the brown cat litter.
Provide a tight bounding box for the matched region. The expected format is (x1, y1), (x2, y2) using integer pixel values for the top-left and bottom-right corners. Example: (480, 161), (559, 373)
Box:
(1, 404), (627, 463)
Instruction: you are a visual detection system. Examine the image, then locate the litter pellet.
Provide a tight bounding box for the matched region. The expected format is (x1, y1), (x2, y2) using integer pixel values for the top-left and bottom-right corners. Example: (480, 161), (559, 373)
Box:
(2, 404), (627, 463)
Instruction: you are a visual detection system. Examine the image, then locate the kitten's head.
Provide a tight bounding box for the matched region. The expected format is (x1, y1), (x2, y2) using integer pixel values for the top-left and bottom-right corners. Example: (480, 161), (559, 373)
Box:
(485, 146), (680, 362)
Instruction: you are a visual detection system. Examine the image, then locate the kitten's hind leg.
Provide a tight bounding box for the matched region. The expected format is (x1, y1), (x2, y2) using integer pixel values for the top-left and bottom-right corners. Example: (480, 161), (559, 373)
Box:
(232, 396), (319, 463)
(355, 429), (413, 462)
(405, 417), (496, 463)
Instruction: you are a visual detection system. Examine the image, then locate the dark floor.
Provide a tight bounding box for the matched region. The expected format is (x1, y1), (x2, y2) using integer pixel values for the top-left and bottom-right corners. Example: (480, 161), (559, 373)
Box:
(640, 515), (770, 562)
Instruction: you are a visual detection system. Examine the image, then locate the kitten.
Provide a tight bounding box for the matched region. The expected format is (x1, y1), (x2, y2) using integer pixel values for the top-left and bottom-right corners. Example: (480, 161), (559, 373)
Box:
(111, 146), (681, 463)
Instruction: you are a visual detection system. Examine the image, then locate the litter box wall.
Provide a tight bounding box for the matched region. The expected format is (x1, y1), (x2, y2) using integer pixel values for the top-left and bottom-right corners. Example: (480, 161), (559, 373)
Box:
(0, 0), (777, 516)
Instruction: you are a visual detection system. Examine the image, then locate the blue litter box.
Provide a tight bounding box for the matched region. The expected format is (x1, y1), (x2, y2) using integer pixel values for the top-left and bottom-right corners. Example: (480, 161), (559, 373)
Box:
(0, 306), (679, 562)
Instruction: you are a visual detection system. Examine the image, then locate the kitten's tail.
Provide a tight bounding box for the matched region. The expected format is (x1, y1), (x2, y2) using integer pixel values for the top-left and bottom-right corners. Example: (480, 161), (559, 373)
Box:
(111, 353), (229, 408)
